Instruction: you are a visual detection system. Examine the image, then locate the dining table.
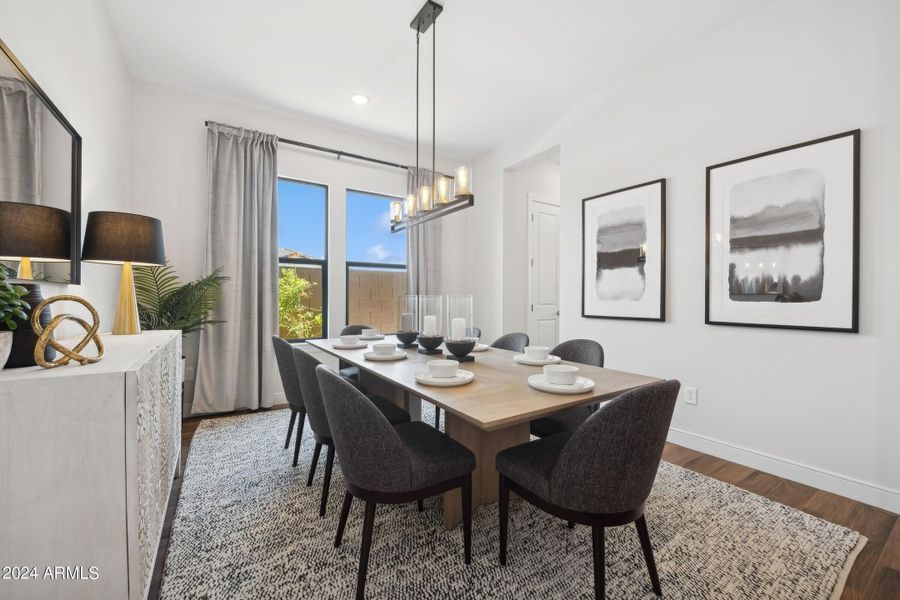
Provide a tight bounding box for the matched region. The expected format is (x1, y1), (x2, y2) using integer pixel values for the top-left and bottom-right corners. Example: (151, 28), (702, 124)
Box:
(306, 335), (661, 529)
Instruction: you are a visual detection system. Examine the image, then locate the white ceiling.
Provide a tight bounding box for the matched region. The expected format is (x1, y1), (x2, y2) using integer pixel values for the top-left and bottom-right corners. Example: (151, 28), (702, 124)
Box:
(103, 0), (771, 159)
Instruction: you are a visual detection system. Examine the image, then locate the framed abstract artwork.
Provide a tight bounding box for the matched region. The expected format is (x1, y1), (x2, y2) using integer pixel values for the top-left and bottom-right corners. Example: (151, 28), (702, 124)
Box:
(706, 129), (860, 332)
(582, 179), (665, 321)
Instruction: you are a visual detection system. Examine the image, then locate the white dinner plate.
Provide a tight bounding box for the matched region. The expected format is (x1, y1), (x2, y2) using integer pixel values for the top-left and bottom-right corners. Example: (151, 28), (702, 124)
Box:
(363, 351), (408, 362)
(415, 370), (475, 387)
(332, 342), (369, 350)
(470, 343), (490, 352)
(527, 374), (595, 395)
(513, 354), (561, 366)
(359, 335), (386, 341)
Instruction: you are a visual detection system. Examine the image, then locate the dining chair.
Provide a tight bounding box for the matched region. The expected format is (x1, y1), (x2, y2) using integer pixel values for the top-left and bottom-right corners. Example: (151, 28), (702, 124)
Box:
(293, 346), (411, 516)
(491, 332), (529, 353)
(467, 326), (482, 339)
(338, 324), (370, 386)
(316, 364), (475, 600)
(272, 336), (307, 467)
(530, 339), (605, 438)
(496, 380), (680, 599)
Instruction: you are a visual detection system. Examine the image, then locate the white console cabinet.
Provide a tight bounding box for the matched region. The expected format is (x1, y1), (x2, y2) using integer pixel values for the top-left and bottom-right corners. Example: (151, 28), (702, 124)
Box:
(0, 330), (182, 600)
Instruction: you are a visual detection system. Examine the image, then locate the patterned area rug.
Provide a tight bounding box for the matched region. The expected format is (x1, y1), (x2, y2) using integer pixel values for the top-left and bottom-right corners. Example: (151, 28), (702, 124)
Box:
(161, 409), (864, 599)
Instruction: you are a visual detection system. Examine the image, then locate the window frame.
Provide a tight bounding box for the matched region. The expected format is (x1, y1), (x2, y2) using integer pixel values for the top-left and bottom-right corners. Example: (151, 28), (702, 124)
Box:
(277, 176), (329, 342)
(344, 188), (407, 329)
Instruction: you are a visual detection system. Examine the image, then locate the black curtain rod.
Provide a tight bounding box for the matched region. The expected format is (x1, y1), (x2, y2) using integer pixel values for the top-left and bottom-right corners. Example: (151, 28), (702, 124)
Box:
(203, 120), (410, 171)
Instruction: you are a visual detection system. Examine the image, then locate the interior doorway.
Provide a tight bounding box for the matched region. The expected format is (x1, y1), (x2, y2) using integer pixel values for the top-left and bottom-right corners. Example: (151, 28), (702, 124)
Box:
(527, 194), (560, 347)
(501, 146), (560, 346)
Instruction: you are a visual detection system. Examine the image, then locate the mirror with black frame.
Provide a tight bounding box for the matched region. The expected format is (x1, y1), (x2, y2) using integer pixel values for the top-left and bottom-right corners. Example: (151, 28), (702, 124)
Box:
(0, 37), (81, 285)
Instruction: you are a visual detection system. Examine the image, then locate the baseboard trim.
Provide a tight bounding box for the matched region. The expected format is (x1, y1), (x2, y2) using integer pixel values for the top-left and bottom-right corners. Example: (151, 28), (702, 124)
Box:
(667, 427), (900, 514)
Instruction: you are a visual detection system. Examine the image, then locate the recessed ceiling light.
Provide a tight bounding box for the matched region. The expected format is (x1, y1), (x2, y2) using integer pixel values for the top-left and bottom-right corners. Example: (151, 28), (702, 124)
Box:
(351, 94), (369, 105)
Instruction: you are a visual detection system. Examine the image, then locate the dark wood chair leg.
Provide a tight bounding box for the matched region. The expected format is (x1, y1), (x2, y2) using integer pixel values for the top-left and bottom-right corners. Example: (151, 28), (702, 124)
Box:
(319, 445), (336, 517)
(356, 500), (377, 600)
(292, 411), (305, 466)
(592, 526), (605, 599)
(566, 521), (575, 529)
(462, 474), (472, 564)
(434, 406), (441, 429)
(499, 476), (510, 566)
(335, 491), (353, 548)
(417, 499), (424, 512)
(307, 442), (322, 484)
(284, 410), (297, 449)
(635, 515), (662, 596)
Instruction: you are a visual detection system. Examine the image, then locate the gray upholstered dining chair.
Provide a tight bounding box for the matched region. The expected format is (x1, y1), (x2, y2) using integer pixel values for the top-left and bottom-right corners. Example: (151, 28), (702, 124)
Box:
(530, 339), (605, 438)
(467, 326), (482, 339)
(316, 365), (475, 600)
(272, 336), (307, 467)
(293, 346), (410, 517)
(491, 332), (529, 353)
(496, 380), (680, 599)
(338, 324), (370, 386)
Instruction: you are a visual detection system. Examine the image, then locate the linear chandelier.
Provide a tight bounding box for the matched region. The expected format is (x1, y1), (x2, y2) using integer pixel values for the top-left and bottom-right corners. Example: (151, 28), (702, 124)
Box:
(390, 0), (475, 233)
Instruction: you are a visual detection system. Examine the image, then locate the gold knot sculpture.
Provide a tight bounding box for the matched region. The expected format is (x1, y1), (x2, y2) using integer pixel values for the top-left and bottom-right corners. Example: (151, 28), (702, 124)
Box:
(30, 295), (105, 369)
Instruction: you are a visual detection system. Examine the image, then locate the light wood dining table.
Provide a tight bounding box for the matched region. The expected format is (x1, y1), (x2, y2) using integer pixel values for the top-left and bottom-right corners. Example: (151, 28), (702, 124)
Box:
(306, 336), (661, 529)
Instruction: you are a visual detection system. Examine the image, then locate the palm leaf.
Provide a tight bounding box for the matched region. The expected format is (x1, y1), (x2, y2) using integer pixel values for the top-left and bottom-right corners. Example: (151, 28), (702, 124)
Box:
(134, 263), (228, 334)
(134, 262), (182, 317)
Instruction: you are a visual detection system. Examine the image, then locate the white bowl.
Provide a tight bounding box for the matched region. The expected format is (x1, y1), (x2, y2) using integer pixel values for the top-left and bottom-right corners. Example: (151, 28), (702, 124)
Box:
(340, 335), (360, 345)
(543, 364), (579, 385)
(524, 345), (550, 359)
(362, 328), (379, 337)
(428, 359), (459, 379)
(372, 342), (396, 356)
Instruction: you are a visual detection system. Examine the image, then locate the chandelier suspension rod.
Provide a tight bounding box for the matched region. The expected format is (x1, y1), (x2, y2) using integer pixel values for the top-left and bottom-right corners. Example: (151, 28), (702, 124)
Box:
(432, 16), (436, 197)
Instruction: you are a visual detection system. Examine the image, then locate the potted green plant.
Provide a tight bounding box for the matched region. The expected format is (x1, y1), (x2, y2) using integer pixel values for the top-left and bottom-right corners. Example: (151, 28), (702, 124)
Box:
(134, 261), (228, 414)
(0, 265), (30, 369)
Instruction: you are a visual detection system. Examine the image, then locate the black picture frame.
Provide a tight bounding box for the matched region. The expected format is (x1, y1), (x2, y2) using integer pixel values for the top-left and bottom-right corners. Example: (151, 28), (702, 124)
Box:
(581, 178), (666, 322)
(705, 129), (860, 333)
(0, 36), (83, 285)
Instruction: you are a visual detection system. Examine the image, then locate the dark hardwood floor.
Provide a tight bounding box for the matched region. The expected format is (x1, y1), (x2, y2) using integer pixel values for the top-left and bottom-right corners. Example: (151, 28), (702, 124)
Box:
(148, 409), (900, 599)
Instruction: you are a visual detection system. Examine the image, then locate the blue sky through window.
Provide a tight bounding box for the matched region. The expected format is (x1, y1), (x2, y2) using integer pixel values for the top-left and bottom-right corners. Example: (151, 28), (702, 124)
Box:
(346, 190), (407, 264)
(278, 179), (326, 259)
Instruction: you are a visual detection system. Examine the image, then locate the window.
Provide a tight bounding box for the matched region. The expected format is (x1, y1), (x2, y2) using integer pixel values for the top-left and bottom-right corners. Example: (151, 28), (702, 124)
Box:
(346, 189), (407, 333)
(278, 178), (327, 340)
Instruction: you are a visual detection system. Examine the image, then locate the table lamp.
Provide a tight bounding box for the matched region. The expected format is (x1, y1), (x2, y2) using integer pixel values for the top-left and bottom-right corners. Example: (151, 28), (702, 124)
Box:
(0, 201), (71, 279)
(81, 211), (165, 335)
(0, 201), (71, 366)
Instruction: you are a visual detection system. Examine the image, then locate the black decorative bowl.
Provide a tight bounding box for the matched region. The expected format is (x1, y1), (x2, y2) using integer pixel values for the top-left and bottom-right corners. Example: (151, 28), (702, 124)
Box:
(395, 331), (419, 346)
(444, 339), (476, 358)
(417, 335), (444, 351)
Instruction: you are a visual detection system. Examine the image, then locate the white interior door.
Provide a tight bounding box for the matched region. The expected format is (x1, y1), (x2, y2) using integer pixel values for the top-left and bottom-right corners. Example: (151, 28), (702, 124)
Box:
(527, 195), (560, 348)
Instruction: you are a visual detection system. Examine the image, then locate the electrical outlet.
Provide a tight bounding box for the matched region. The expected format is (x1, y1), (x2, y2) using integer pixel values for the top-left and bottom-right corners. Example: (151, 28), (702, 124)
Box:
(685, 386), (698, 405)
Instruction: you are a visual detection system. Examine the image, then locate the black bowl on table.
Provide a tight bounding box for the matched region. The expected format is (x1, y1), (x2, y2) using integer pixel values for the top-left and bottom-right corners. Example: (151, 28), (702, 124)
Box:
(396, 331), (419, 346)
(417, 335), (444, 351)
(444, 338), (476, 358)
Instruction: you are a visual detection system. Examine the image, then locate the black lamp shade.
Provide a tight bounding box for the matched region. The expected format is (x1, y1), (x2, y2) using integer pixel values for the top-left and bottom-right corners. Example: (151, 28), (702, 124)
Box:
(81, 211), (165, 266)
(0, 201), (71, 261)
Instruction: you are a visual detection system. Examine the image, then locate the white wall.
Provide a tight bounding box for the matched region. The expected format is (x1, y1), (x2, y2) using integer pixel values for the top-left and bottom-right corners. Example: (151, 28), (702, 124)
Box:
(502, 156), (560, 335)
(129, 80), (461, 336)
(0, 0), (132, 329)
(468, 0), (900, 512)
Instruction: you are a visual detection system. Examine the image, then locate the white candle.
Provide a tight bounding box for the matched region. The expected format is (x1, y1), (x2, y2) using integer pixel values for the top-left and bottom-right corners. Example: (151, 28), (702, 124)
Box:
(423, 315), (438, 336)
(451, 317), (466, 341)
(400, 312), (414, 332)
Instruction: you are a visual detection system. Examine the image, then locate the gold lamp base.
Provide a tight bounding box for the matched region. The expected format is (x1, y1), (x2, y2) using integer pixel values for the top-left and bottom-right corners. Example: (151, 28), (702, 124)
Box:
(17, 257), (33, 280)
(112, 261), (141, 335)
